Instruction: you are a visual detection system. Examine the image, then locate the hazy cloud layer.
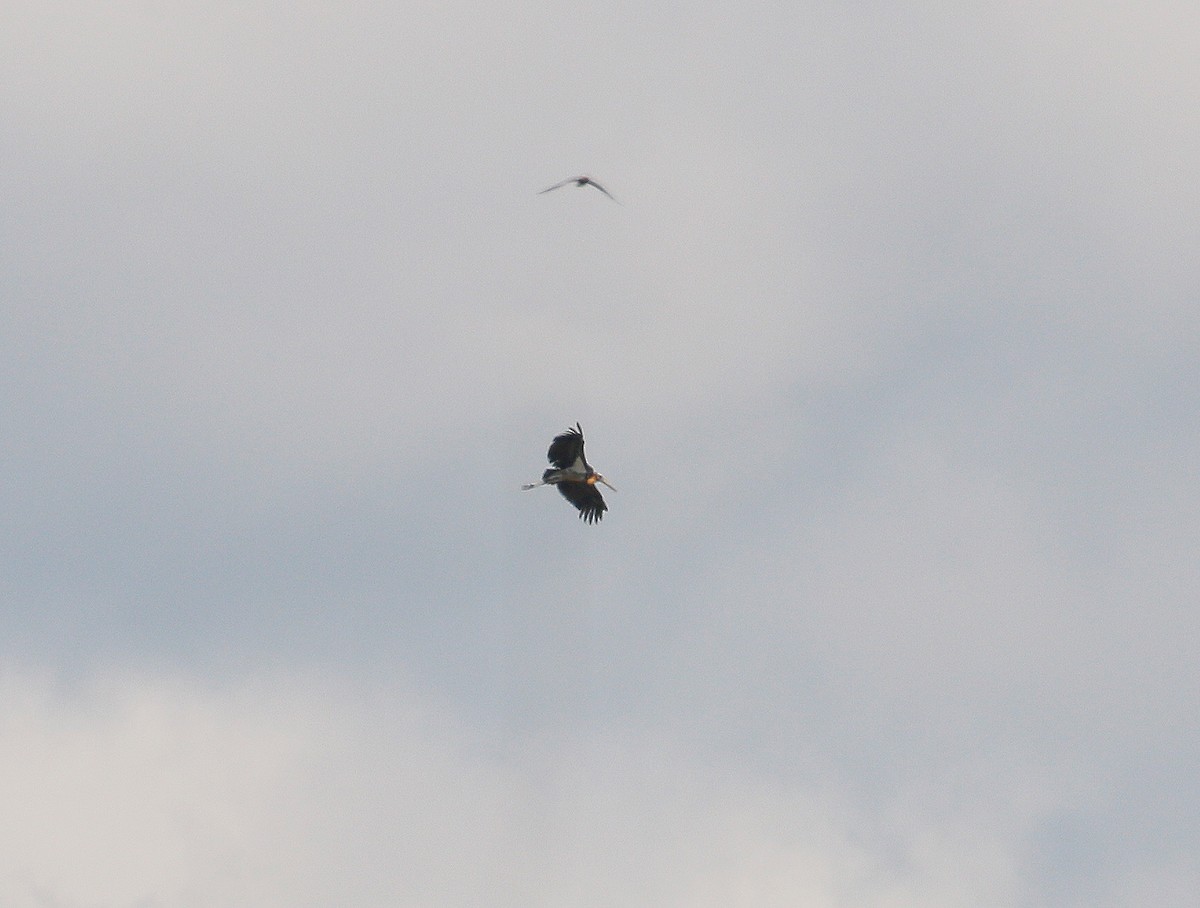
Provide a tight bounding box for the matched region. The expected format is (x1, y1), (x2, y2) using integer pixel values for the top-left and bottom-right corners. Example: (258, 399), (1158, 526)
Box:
(2, 2), (1197, 905)
(0, 671), (1117, 907)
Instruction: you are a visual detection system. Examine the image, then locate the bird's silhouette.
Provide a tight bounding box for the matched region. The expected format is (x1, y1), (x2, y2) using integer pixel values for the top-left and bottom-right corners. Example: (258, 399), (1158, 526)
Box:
(538, 175), (618, 203)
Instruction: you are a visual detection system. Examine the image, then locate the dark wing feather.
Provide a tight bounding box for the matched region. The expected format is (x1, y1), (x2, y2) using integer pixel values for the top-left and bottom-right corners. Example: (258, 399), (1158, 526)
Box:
(538, 178), (575, 194)
(585, 180), (618, 203)
(546, 423), (587, 470)
(556, 481), (607, 524)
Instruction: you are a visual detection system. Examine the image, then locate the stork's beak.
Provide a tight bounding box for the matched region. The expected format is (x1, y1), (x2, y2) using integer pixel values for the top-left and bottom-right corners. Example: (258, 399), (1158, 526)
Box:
(597, 476), (617, 492)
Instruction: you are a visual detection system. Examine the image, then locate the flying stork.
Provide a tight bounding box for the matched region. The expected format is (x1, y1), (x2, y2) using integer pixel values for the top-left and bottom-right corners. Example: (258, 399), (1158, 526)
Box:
(538, 175), (618, 202)
(521, 423), (616, 524)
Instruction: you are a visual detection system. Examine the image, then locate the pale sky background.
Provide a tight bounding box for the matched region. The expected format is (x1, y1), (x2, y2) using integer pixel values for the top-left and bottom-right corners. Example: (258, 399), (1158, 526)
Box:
(2, 2), (1198, 906)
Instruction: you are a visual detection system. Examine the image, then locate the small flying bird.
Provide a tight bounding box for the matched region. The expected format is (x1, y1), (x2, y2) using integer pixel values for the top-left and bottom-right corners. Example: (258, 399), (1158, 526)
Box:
(522, 423), (616, 524)
(538, 175), (618, 202)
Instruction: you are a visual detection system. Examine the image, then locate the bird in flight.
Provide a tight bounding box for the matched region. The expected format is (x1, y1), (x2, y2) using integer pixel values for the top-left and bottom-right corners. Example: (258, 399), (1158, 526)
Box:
(538, 175), (618, 202)
(522, 423), (616, 524)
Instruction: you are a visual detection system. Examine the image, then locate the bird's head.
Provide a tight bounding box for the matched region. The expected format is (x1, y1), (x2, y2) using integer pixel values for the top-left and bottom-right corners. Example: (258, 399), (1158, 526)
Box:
(590, 473), (616, 492)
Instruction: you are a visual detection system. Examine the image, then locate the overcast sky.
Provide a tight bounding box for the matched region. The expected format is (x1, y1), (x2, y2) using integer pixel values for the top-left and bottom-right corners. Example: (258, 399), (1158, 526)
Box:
(2, 2), (1198, 906)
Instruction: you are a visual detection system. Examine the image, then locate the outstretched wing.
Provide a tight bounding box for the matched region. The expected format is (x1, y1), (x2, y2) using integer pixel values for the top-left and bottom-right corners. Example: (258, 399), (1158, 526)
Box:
(556, 481), (607, 524)
(538, 177), (576, 194)
(585, 180), (618, 203)
(546, 423), (587, 470)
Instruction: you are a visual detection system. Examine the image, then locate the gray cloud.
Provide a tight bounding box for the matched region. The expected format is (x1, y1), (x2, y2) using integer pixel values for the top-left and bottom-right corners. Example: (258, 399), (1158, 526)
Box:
(2, 1), (1197, 904)
(0, 671), (1060, 907)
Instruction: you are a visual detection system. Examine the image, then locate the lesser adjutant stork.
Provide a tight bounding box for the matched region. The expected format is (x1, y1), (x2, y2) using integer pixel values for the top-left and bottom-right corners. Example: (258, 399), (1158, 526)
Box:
(522, 423), (615, 523)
